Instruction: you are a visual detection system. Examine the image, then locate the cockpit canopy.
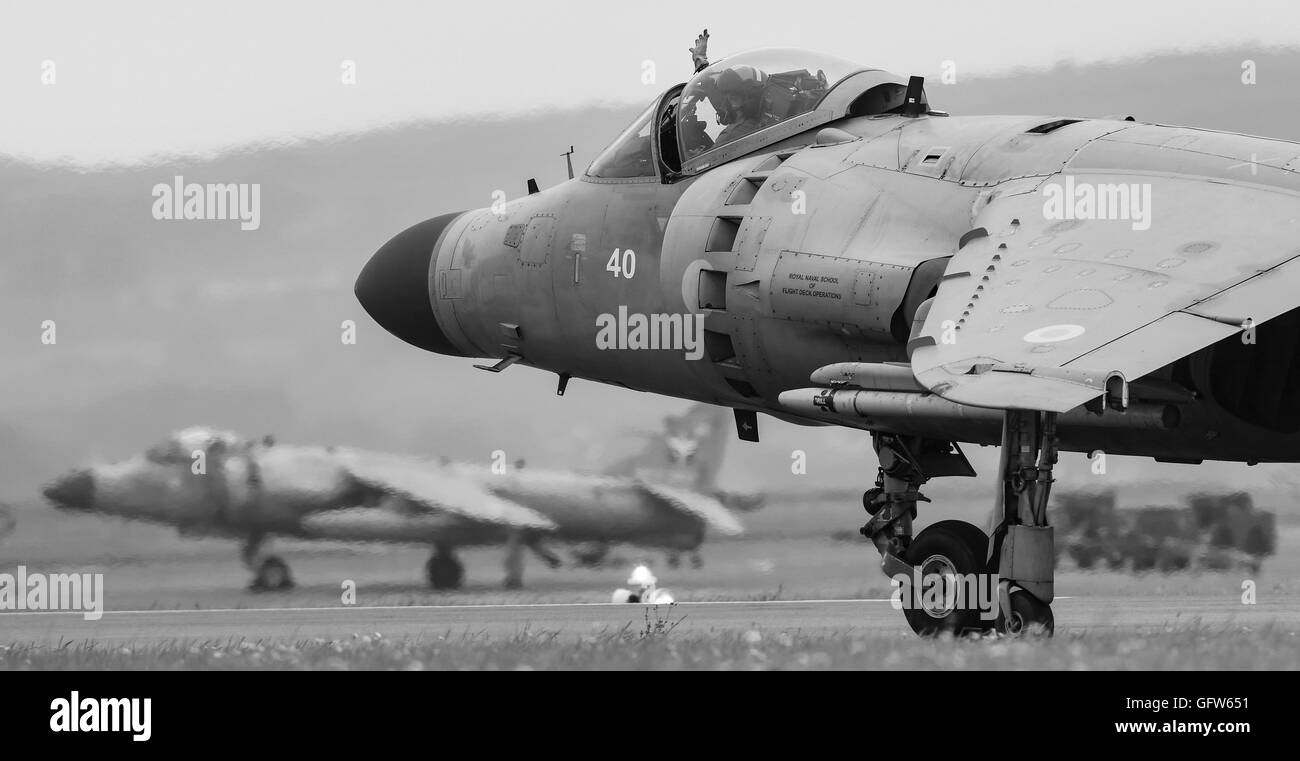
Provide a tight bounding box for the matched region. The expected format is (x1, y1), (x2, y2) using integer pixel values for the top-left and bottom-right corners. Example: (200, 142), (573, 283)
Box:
(678, 49), (866, 166)
(586, 101), (657, 179)
(586, 48), (924, 181)
(145, 427), (244, 464)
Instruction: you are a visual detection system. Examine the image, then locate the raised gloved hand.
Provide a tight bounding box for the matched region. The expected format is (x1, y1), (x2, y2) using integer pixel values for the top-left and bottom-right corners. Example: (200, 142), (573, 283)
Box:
(689, 29), (710, 73)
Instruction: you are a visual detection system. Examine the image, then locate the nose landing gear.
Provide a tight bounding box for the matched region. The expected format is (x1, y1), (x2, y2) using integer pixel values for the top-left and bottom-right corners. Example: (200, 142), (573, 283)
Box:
(253, 556), (294, 591)
(426, 545), (466, 590)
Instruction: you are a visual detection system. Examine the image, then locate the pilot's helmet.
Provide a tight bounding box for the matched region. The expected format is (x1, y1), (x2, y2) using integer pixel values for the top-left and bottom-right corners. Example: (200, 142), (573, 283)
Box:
(627, 564), (657, 588)
(710, 65), (766, 125)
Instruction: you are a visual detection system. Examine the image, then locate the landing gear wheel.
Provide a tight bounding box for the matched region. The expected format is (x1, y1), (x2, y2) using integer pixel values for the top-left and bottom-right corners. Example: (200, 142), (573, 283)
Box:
(901, 520), (992, 636)
(426, 553), (464, 590)
(996, 587), (1054, 637)
(251, 556), (294, 591)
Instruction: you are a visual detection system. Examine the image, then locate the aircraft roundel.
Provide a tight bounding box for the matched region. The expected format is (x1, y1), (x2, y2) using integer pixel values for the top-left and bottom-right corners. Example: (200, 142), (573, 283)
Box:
(680, 259), (712, 313)
(1022, 324), (1086, 344)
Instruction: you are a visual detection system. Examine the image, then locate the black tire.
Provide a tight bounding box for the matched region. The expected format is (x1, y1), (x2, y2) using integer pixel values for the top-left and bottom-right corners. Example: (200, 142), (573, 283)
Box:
(251, 556), (294, 591)
(900, 520), (992, 636)
(426, 553), (464, 590)
(997, 587), (1054, 636)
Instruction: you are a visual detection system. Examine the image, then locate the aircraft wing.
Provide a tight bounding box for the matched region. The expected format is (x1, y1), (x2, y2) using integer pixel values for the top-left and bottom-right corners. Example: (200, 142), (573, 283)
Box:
(335, 449), (556, 530)
(910, 174), (1300, 412)
(638, 482), (744, 536)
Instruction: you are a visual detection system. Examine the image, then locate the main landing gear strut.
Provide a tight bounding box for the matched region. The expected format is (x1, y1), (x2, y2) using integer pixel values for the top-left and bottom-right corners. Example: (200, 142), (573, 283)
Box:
(861, 410), (1058, 637)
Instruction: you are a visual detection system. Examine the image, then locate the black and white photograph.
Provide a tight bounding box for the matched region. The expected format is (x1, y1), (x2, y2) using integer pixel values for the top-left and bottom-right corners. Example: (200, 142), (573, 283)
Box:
(1, 0), (1296, 736)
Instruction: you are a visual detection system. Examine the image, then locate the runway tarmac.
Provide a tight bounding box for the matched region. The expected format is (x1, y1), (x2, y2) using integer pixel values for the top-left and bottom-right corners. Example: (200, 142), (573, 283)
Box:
(4, 595), (1295, 646)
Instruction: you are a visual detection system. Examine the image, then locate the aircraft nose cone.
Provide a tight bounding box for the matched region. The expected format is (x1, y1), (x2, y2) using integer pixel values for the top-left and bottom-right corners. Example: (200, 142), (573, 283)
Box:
(43, 469), (95, 511)
(355, 211), (468, 355)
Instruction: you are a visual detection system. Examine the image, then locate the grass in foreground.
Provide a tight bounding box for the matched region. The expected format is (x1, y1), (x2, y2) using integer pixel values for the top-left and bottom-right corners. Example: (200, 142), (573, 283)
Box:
(4, 613), (1298, 670)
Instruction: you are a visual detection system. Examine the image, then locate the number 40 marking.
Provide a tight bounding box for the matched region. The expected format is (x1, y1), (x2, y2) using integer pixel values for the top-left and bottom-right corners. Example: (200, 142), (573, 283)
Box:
(606, 248), (636, 278)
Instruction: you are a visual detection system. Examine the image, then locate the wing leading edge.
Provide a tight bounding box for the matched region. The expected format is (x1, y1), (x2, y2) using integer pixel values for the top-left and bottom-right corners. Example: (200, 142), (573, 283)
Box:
(334, 449), (556, 530)
(638, 482), (744, 536)
(910, 173), (1300, 412)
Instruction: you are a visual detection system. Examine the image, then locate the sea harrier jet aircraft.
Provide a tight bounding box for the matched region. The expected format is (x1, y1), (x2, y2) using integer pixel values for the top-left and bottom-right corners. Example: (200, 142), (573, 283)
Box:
(41, 415), (743, 591)
(356, 38), (1300, 635)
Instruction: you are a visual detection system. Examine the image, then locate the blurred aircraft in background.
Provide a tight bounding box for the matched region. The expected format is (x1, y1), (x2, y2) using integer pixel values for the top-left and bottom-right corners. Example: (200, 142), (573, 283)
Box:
(41, 407), (745, 591)
(616, 405), (763, 502)
(573, 403), (762, 567)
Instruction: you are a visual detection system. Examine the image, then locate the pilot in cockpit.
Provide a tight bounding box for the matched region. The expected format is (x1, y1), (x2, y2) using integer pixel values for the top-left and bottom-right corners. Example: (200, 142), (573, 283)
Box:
(710, 65), (768, 145)
(682, 31), (772, 156)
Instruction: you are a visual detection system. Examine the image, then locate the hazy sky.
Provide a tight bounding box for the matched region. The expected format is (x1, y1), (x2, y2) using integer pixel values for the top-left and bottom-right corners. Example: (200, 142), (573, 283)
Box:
(5, 0), (1300, 164)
